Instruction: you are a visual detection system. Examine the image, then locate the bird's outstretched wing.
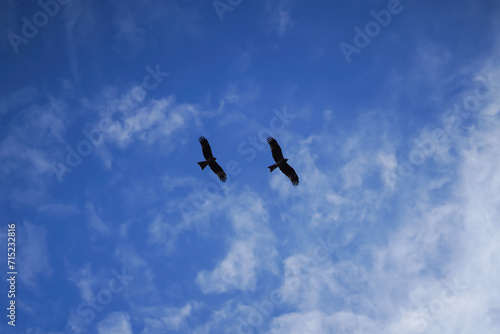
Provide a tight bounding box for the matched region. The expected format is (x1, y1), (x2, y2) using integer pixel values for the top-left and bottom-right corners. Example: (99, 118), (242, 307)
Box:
(279, 162), (299, 186)
(267, 137), (284, 162)
(209, 161), (227, 182)
(199, 136), (214, 160)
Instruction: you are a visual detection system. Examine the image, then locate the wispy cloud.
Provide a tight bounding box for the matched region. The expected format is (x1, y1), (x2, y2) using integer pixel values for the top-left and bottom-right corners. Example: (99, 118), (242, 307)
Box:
(140, 302), (196, 333)
(96, 312), (133, 334)
(264, 0), (297, 36)
(86, 202), (112, 237)
(18, 221), (52, 287)
(262, 88), (500, 334)
(0, 86), (37, 115)
(196, 193), (277, 293)
(103, 95), (204, 151)
(0, 96), (69, 208)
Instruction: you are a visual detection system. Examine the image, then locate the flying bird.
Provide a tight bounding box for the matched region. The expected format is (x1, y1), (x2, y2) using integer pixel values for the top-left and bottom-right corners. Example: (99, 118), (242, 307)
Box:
(198, 136), (227, 182)
(267, 137), (299, 186)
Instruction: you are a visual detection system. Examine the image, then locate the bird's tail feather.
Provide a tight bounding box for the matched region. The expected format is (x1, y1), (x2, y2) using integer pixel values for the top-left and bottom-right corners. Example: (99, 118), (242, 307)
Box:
(268, 164), (278, 172)
(198, 161), (209, 170)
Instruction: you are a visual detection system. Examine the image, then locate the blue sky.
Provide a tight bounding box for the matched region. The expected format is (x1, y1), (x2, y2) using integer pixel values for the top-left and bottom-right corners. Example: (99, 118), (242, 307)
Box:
(1, 0), (500, 333)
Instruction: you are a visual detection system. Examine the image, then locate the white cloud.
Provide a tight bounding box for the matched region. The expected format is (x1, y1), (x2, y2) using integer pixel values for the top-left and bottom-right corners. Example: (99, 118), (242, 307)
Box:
(141, 303), (195, 333)
(231, 49), (254, 74)
(268, 311), (377, 334)
(377, 152), (398, 188)
(0, 86), (37, 115)
(104, 95), (203, 151)
(196, 194), (277, 293)
(97, 312), (133, 334)
(86, 202), (112, 236)
(264, 0), (296, 36)
(37, 203), (79, 217)
(196, 239), (258, 293)
(0, 98), (67, 178)
(262, 79), (500, 334)
(160, 303), (192, 330)
(222, 82), (261, 107)
(147, 213), (180, 255)
(341, 157), (366, 188)
(0, 97), (69, 207)
(113, 243), (159, 303)
(112, 5), (147, 56)
(18, 221), (52, 287)
(182, 60), (500, 334)
(66, 262), (110, 304)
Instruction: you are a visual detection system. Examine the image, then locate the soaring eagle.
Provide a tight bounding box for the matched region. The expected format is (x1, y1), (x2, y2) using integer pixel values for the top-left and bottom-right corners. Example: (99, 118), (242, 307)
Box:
(198, 136), (227, 182)
(267, 137), (299, 186)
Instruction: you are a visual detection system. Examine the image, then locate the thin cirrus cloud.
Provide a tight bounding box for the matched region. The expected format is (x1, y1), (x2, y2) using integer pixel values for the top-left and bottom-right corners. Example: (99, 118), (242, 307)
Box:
(183, 62), (500, 333)
(139, 302), (195, 333)
(263, 0), (297, 36)
(96, 312), (133, 334)
(100, 95), (204, 151)
(261, 84), (500, 334)
(196, 193), (278, 294)
(17, 221), (52, 288)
